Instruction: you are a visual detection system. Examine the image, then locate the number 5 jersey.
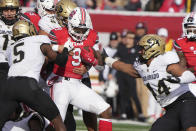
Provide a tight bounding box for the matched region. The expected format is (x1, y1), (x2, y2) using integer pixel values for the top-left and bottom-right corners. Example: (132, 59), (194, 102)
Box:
(6, 35), (50, 81)
(133, 51), (189, 107)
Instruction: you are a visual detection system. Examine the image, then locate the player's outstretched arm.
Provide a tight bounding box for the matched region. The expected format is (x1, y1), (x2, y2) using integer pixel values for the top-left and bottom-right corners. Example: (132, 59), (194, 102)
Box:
(101, 49), (140, 78)
(111, 60), (139, 78)
(101, 49), (139, 78)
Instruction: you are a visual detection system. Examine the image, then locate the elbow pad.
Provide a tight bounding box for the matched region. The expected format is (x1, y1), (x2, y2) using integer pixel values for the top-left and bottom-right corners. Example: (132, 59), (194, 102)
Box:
(55, 48), (68, 67)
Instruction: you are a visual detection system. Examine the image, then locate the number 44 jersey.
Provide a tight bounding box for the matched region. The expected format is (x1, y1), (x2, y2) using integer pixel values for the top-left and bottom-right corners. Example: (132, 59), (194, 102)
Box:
(6, 35), (50, 81)
(0, 20), (15, 63)
(133, 51), (189, 107)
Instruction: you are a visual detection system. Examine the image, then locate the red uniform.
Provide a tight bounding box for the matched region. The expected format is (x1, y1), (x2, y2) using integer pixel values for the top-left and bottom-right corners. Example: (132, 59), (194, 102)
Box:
(20, 12), (41, 32)
(174, 37), (196, 82)
(49, 27), (97, 79)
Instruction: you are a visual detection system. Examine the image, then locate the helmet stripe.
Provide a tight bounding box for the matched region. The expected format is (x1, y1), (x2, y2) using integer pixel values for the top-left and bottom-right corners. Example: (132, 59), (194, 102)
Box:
(80, 8), (85, 25)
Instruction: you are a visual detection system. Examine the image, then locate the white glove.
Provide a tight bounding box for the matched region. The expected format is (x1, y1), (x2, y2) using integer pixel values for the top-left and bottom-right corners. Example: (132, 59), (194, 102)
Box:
(64, 38), (74, 52)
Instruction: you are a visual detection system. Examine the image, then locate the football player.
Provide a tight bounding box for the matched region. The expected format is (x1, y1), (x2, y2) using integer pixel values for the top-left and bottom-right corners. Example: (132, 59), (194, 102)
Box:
(0, 20), (74, 130)
(173, 12), (196, 96)
(47, 1), (98, 131)
(0, 0), (20, 80)
(48, 7), (112, 131)
(20, 0), (55, 32)
(102, 34), (196, 131)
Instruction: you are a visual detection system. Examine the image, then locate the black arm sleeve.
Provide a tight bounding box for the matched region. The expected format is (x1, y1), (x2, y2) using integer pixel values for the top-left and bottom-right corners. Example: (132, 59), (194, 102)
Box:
(54, 48), (69, 67)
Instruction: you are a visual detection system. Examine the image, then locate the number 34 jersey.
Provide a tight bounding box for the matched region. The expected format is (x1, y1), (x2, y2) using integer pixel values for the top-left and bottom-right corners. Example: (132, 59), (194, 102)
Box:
(6, 35), (50, 81)
(133, 51), (189, 107)
(0, 20), (15, 63)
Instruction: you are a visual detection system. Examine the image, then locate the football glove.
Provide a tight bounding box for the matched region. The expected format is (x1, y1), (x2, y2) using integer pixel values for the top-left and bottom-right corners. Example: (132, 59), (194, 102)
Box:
(81, 47), (98, 66)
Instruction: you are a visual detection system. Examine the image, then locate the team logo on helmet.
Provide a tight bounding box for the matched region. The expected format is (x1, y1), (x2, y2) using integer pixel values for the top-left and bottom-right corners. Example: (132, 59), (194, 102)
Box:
(147, 38), (160, 47)
(69, 10), (76, 20)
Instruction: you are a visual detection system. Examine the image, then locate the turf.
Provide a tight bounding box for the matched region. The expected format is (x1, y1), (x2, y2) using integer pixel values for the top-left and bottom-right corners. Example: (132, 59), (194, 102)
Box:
(76, 120), (151, 131)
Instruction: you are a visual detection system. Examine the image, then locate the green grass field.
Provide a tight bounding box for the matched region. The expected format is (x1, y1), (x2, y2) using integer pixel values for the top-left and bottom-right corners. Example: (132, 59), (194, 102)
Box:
(76, 120), (151, 131)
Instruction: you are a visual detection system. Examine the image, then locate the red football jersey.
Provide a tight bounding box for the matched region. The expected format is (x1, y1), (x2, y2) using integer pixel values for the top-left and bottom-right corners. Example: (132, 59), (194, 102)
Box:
(49, 27), (97, 79)
(21, 12), (41, 32)
(174, 37), (196, 81)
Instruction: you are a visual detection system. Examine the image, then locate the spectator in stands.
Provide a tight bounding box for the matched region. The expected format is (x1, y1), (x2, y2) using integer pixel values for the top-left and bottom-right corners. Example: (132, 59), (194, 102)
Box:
(73, 0), (86, 8)
(134, 22), (147, 44)
(115, 31), (144, 121)
(99, 32), (119, 83)
(99, 32), (119, 115)
(159, 0), (186, 12)
(145, 0), (164, 11)
(124, 0), (142, 11)
(104, 0), (123, 10)
(86, 0), (97, 9)
(23, 0), (36, 7)
(157, 27), (173, 52)
(120, 29), (128, 46)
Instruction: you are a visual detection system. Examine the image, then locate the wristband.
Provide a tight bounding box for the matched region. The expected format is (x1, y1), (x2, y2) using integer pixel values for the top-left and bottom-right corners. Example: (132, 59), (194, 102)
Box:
(52, 45), (59, 51)
(105, 57), (118, 68)
(178, 70), (196, 83)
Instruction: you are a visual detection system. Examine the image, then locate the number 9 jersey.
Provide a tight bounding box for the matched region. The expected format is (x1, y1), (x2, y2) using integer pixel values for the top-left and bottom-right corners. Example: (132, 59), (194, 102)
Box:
(133, 51), (190, 107)
(49, 27), (98, 79)
(0, 20), (15, 63)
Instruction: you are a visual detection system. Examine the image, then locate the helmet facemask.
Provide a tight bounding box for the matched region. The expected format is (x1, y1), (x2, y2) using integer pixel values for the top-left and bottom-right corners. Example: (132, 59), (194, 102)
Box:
(68, 7), (92, 42)
(183, 23), (196, 40)
(68, 24), (90, 42)
(182, 12), (196, 40)
(0, 0), (21, 25)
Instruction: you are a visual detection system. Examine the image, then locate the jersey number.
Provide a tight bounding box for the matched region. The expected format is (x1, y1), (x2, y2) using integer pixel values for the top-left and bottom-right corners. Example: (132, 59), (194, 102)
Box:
(146, 80), (170, 100)
(13, 42), (24, 63)
(2, 35), (9, 50)
(72, 48), (81, 66)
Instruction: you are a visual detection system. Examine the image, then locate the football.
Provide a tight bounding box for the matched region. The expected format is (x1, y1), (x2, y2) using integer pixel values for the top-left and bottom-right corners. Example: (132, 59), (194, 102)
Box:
(82, 46), (98, 58)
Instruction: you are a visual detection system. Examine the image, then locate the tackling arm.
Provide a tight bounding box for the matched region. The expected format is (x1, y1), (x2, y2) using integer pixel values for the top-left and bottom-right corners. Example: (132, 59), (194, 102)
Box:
(40, 43), (69, 67)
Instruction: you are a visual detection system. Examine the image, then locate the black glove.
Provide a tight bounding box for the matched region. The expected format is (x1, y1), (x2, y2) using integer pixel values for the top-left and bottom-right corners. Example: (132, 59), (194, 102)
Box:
(163, 76), (181, 83)
(101, 48), (109, 65)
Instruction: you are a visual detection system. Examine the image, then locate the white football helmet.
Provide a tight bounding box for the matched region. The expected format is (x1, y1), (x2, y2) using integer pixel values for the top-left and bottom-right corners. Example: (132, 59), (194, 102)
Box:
(182, 12), (196, 39)
(68, 7), (93, 42)
(37, 0), (55, 17)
